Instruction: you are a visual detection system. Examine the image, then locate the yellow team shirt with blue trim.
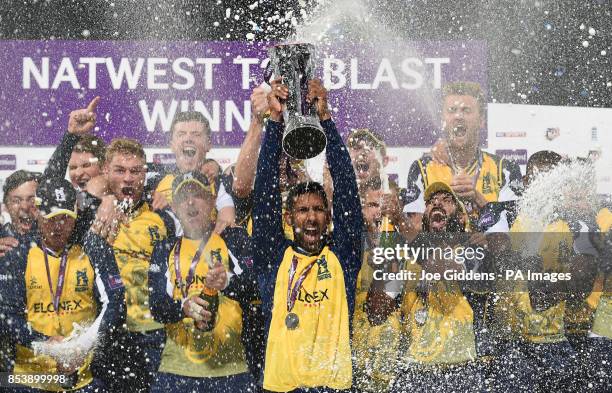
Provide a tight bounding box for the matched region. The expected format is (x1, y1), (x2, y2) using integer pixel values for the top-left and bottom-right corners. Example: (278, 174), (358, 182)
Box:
(159, 235), (248, 377)
(399, 279), (478, 365)
(264, 246), (352, 392)
(113, 203), (167, 332)
(405, 151), (518, 222)
(14, 245), (97, 391)
(504, 216), (605, 343)
(501, 216), (568, 343)
(592, 207), (612, 338)
(352, 237), (418, 389)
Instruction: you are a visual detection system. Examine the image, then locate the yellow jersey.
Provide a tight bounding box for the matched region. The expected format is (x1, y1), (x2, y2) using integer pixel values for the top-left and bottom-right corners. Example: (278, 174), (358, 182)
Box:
(113, 202), (168, 332)
(263, 247), (352, 392)
(592, 207), (612, 338)
(155, 235), (248, 377)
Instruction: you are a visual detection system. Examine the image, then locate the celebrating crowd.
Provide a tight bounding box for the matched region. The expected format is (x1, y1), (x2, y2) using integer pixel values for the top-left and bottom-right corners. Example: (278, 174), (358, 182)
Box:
(0, 78), (610, 393)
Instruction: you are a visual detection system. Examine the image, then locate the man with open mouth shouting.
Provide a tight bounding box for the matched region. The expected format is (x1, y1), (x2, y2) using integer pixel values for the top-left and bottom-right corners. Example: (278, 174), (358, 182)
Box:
(253, 78), (362, 393)
(89, 138), (177, 393)
(0, 170), (40, 256)
(149, 171), (261, 392)
(403, 81), (522, 230)
(366, 182), (494, 393)
(148, 111), (236, 234)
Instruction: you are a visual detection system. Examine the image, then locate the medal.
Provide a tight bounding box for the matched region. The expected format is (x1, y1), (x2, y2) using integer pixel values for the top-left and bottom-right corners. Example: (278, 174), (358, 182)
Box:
(414, 308), (428, 326)
(285, 256), (318, 330)
(285, 312), (300, 330)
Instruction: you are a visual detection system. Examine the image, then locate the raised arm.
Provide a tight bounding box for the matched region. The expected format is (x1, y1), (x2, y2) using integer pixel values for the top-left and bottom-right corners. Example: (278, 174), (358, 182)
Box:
(324, 120), (363, 261)
(221, 227), (260, 305)
(308, 79), (362, 274)
(44, 97), (100, 180)
(252, 118), (286, 274)
(233, 86), (268, 198)
(43, 132), (81, 179)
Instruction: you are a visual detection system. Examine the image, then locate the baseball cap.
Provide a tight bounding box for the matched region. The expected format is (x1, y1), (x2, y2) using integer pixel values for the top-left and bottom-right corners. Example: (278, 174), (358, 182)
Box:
(424, 182), (467, 214)
(2, 170), (41, 199)
(35, 177), (77, 219)
(171, 172), (213, 198)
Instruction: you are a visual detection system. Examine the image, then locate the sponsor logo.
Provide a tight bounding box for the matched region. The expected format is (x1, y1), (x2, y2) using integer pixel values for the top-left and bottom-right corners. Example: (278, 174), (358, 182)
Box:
(33, 300), (84, 313)
(29, 277), (43, 289)
(107, 274), (124, 290)
(496, 149), (528, 165)
(0, 155), (16, 170)
(316, 256), (332, 281)
(152, 153), (176, 165)
(495, 131), (527, 138)
(297, 288), (330, 306)
(243, 257), (253, 268)
(478, 212), (496, 230)
(54, 187), (67, 202)
(27, 159), (48, 166)
(546, 127), (560, 141)
(175, 275), (207, 288)
(75, 269), (89, 292)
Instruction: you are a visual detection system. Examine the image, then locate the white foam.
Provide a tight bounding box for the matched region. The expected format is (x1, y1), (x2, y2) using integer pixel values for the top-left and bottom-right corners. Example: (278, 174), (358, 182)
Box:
(32, 318), (101, 367)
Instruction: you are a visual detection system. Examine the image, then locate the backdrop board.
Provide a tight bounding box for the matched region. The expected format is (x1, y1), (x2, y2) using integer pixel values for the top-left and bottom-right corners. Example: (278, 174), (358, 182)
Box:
(0, 40), (487, 148)
(488, 103), (612, 195)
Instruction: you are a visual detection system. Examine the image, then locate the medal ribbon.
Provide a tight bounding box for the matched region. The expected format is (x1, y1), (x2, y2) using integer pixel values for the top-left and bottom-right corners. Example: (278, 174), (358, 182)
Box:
(286, 256), (318, 312)
(174, 237), (208, 299)
(43, 248), (69, 314)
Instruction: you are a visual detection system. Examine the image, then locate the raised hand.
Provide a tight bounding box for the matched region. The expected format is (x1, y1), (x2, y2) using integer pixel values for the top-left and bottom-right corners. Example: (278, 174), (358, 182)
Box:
(151, 190), (169, 211)
(306, 79), (331, 121)
(251, 85), (270, 122)
(450, 169), (488, 209)
(68, 96), (100, 135)
(91, 195), (129, 244)
(267, 77), (288, 122)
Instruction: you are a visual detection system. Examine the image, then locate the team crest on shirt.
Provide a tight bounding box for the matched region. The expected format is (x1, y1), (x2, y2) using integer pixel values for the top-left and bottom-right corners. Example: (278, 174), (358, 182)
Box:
(481, 173), (492, 194)
(75, 269), (89, 292)
(316, 256), (332, 281)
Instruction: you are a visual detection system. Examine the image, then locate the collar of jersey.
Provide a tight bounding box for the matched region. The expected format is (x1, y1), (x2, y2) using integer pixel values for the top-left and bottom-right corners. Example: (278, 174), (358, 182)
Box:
(291, 240), (329, 257)
(40, 243), (71, 258)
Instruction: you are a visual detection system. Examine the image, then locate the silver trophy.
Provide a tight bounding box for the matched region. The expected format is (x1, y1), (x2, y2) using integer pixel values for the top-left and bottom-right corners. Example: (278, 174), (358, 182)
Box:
(268, 43), (327, 160)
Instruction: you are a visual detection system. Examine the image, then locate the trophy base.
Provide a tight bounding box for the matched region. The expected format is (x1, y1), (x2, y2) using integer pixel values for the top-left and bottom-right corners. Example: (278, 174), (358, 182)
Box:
(283, 116), (327, 160)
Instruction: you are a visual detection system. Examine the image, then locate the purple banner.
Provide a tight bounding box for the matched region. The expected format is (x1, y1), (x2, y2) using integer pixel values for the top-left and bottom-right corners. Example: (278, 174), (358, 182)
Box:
(0, 40), (487, 147)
